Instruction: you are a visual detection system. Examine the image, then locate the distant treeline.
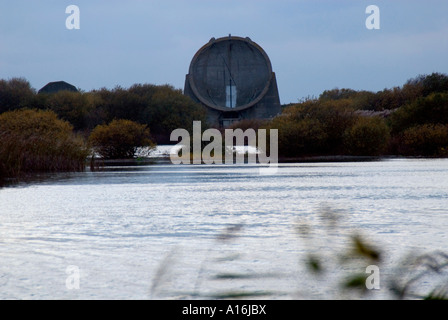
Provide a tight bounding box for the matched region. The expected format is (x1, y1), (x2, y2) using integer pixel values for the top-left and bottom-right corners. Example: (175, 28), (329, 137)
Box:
(0, 80), (207, 144)
(261, 72), (448, 158)
(1, 72), (448, 179)
(0, 81), (207, 179)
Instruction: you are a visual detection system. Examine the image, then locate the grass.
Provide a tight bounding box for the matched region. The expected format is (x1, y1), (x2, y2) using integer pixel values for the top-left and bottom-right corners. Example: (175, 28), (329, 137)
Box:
(149, 205), (448, 300)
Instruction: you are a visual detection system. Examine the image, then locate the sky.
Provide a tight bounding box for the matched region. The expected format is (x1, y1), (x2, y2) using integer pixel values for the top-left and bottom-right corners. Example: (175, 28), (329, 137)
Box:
(1, 0), (447, 105)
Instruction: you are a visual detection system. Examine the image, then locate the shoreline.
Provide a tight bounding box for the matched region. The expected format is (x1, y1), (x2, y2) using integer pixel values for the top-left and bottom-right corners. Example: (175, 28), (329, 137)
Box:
(2, 155), (446, 187)
(93, 154), (446, 167)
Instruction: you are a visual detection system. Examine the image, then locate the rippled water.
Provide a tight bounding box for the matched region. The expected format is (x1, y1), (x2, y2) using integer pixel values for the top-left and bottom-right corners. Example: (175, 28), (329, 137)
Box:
(0, 158), (447, 299)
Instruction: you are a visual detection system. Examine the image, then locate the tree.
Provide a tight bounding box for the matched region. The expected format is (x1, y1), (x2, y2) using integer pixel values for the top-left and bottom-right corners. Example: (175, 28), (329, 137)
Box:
(0, 78), (35, 113)
(319, 88), (358, 101)
(272, 99), (356, 156)
(141, 85), (208, 143)
(407, 73), (448, 97)
(89, 119), (155, 159)
(343, 116), (390, 156)
(388, 92), (448, 134)
(267, 114), (327, 157)
(0, 109), (88, 178)
(399, 124), (448, 156)
(43, 91), (98, 131)
(90, 84), (207, 144)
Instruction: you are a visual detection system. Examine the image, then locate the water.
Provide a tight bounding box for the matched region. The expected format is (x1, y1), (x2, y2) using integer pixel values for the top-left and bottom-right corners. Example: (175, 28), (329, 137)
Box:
(0, 158), (447, 299)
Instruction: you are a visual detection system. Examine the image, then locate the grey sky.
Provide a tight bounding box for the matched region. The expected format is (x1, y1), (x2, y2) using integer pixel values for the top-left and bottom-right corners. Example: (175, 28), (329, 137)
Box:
(1, 0), (447, 104)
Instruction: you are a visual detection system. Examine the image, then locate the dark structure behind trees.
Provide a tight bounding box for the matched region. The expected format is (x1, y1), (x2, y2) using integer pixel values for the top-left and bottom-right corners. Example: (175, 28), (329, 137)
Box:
(184, 35), (282, 127)
(38, 81), (78, 94)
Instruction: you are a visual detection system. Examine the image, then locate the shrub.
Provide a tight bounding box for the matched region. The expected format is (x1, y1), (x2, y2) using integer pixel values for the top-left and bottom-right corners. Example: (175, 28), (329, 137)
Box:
(343, 116), (390, 156)
(0, 78), (35, 113)
(89, 119), (155, 159)
(143, 85), (208, 144)
(410, 72), (448, 97)
(0, 109), (89, 178)
(43, 90), (100, 131)
(268, 99), (356, 157)
(267, 115), (327, 157)
(399, 124), (448, 156)
(388, 92), (448, 134)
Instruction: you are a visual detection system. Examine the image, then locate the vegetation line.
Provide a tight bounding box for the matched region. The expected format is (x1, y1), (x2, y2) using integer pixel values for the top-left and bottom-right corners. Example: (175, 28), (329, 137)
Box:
(1, 72), (448, 181)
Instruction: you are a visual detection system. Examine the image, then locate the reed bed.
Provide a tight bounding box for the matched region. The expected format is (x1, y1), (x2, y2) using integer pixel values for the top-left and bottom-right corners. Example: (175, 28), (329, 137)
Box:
(0, 109), (89, 179)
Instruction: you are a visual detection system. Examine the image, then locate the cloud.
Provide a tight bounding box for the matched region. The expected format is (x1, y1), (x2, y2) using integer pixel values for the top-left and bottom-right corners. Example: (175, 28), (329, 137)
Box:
(0, 1), (447, 103)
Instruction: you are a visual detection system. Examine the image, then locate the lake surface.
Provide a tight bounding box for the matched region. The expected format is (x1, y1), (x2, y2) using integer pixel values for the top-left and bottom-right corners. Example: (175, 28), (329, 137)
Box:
(0, 158), (447, 299)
